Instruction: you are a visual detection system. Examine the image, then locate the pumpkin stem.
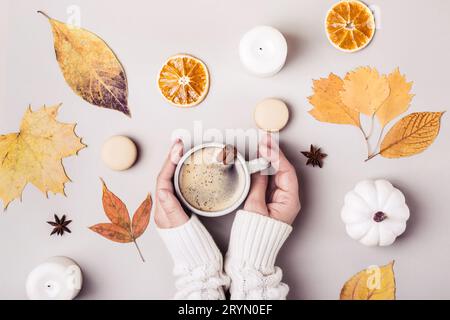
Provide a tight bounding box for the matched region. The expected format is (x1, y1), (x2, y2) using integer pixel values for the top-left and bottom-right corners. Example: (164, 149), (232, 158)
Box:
(373, 211), (387, 222)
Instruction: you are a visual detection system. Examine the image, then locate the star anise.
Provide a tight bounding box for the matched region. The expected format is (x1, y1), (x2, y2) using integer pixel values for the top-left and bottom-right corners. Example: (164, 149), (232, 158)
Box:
(301, 145), (327, 168)
(47, 214), (72, 236)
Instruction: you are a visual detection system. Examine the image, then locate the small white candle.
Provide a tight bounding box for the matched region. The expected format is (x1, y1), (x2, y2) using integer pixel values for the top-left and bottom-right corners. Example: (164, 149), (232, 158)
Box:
(26, 257), (83, 300)
(239, 26), (288, 77)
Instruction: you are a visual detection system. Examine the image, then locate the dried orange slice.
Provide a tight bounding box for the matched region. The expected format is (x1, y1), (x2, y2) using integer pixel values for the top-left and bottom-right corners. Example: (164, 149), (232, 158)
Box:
(158, 54), (209, 107)
(325, 0), (375, 52)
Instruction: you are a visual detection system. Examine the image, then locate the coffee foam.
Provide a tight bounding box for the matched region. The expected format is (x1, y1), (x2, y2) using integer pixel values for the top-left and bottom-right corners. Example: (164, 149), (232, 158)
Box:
(179, 147), (246, 212)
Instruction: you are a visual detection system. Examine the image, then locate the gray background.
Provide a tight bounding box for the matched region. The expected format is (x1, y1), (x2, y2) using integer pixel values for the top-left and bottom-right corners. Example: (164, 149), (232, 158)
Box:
(1, 0), (449, 300)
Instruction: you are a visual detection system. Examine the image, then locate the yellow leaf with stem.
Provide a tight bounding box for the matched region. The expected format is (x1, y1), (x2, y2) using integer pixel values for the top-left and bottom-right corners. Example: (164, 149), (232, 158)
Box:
(341, 66), (390, 116)
(340, 261), (396, 300)
(39, 11), (130, 117)
(0, 105), (86, 209)
(308, 67), (444, 161)
(308, 73), (361, 127)
(376, 68), (414, 128)
(377, 112), (444, 159)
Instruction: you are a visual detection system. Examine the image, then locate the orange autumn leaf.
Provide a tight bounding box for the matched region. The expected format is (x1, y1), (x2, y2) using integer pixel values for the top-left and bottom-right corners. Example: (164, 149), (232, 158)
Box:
(340, 261), (396, 300)
(376, 68), (414, 127)
(341, 66), (390, 116)
(132, 194), (152, 239)
(308, 73), (360, 127)
(379, 112), (444, 158)
(89, 223), (133, 243)
(90, 179), (153, 262)
(101, 178), (130, 229)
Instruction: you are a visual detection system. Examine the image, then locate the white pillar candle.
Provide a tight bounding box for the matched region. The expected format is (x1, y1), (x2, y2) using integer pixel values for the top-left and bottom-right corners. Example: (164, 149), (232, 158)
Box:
(26, 257), (83, 300)
(239, 26), (288, 77)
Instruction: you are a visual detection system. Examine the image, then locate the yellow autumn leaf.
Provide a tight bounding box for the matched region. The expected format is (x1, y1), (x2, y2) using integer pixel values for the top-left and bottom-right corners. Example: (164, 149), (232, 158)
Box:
(0, 105), (86, 209)
(380, 112), (444, 158)
(39, 11), (130, 117)
(308, 73), (360, 127)
(341, 66), (390, 116)
(340, 261), (396, 300)
(376, 68), (414, 127)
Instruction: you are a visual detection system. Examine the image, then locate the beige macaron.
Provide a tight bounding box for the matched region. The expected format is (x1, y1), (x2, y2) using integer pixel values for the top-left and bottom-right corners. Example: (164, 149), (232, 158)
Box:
(254, 98), (290, 132)
(101, 136), (138, 171)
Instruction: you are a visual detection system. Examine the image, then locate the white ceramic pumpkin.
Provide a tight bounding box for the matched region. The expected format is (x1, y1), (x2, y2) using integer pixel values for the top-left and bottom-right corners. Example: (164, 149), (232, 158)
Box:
(26, 257), (82, 300)
(341, 179), (410, 246)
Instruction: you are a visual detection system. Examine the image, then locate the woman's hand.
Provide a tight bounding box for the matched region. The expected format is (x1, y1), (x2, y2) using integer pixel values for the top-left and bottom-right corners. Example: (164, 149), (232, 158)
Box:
(154, 139), (190, 229)
(244, 134), (301, 225)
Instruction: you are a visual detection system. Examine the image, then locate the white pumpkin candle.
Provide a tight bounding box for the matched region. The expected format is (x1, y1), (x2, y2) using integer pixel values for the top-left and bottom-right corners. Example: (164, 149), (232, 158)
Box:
(239, 26), (288, 77)
(341, 180), (410, 246)
(26, 257), (83, 300)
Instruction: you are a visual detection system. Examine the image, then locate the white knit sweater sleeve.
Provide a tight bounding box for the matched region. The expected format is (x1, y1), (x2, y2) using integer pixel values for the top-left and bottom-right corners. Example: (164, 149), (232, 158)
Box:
(157, 215), (230, 300)
(225, 210), (293, 300)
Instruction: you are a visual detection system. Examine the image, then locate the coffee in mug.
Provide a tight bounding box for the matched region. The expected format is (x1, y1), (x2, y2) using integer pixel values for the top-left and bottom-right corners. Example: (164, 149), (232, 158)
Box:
(178, 147), (246, 212)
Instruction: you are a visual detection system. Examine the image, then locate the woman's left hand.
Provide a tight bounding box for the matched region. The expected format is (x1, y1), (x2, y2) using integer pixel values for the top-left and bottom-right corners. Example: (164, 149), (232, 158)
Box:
(154, 139), (190, 229)
(244, 134), (301, 225)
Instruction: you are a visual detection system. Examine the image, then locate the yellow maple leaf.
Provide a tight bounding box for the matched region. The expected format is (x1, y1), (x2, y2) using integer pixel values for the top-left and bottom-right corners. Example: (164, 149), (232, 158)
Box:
(340, 261), (396, 300)
(341, 66), (390, 116)
(308, 73), (361, 127)
(375, 68), (414, 127)
(0, 105), (86, 209)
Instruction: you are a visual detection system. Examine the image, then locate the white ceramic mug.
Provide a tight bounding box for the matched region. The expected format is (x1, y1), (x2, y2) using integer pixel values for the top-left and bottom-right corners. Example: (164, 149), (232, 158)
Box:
(174, 143), (270, 217)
